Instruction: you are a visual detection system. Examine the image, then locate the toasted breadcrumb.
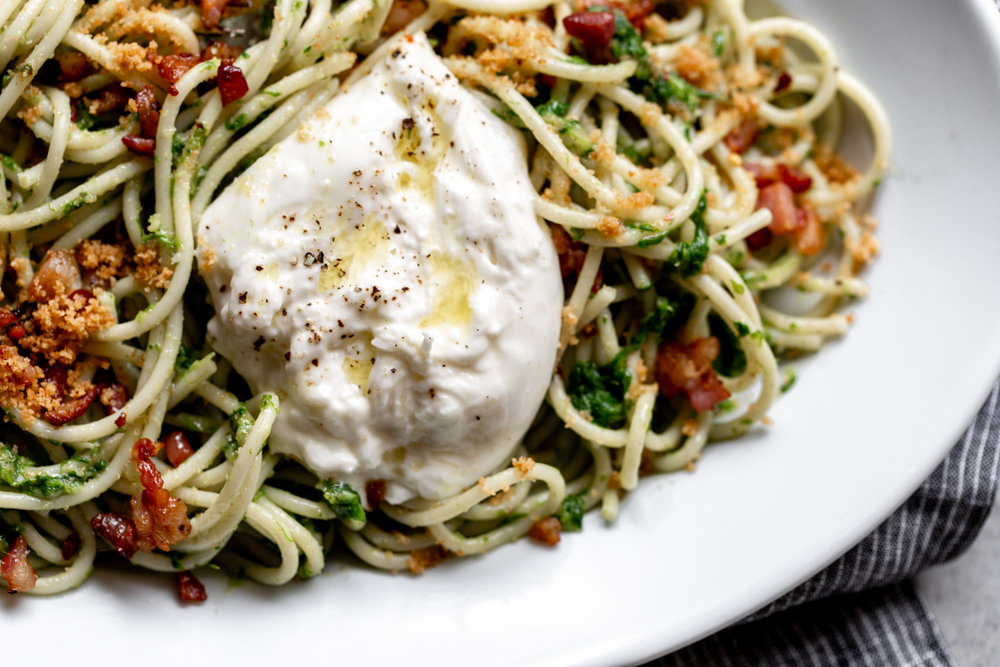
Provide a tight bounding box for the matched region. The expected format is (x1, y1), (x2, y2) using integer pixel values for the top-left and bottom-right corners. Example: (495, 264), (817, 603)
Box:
(598, 215), (625, 238)
(23, 291), (115, 365)
(76, 239), (129, 286)
(512, 456), (535, 476)
(406, 545), (450, 574)
(814, 145), (861, 185)
(134, 244), (174, 290)
(850, 230), (881, 267)
(674, 37), (721, 89)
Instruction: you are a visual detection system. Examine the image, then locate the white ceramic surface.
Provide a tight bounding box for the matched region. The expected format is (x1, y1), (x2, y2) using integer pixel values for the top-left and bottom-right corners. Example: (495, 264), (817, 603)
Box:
(8, 1), (1000, 665)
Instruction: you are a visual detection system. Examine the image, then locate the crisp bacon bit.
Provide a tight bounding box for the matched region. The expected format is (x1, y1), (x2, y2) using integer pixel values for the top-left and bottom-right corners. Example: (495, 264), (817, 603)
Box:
(406, 545), (450, 574)
(56, 51), (88, 81)
(27, 249), (81, 303)
(177, 571), (207, 603)
(1, 536), (37, 593)
(164, 430), (195, 467)
(756, 182), (799, 234)
(7, 324), (25, 340)
(87, 85), (129, 116)
(551, 225), (600, 293)
(382, 0), (428, 37)
(60, 533), (81, 561)
(157, 54), (199, 86)
(0, 309), (15, 327)
(202, 0), (230, 30)
(744, 162), (812, 193)
(577, 0), (655, 29)
(135, 85), (160, 138)
(774, 71), (793, 93)
(217, 61), (248, 106)
(745, 227), (773, 251)
(655, 337), (731, 412)
(723, 117), (760, 155)
(563, 11), (616, 49)
(100, 383), (128, 414)
(44, 385), (100, 426)
(365, 479), (387, 509)
(90, 512), (138, 559)
(793, 205), (824, 256)
(122, 134), (155, 155)
(201, 41), (242, 63)
(777, 164), (812, 193)
(528, 517), (562, 546)
(131, 438), (191, 552)
(115, 412), (127, 427)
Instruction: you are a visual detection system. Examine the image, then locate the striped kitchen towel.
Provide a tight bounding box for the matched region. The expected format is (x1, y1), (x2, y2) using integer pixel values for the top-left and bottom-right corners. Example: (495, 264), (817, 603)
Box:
(652, 380), (1000, 666)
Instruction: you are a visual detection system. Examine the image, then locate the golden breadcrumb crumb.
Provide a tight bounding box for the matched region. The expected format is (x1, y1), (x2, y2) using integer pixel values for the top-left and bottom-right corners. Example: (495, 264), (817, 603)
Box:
(133, 244), (173, 290)
(512, 456), (536, 476)
(674, 37), (722, 89)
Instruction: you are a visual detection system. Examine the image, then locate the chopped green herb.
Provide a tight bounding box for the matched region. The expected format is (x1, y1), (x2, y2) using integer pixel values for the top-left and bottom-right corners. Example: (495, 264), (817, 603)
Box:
(535, 99), (594, 156)
(605, 9), (715, 111)
(780, 368), (798, 394)
(259, 393), (280, 414)
(637, 231), (668, 248)
(225, 113), (249, 132)
(0, 448), (107, 499)
(555, 493), (585, 532)
(175, 346), (201, 374)
(141, 227), (178, 252)
(317, 480), (366, 523)
(665, 191), (709, 277)
(491, 106), (526, 129)
(566, 360), (630, 428)
(709, 313), (747, 377)
(0, 154), (22, 173)
(228, 403), (254, 447)
(711, 29), (727, 57)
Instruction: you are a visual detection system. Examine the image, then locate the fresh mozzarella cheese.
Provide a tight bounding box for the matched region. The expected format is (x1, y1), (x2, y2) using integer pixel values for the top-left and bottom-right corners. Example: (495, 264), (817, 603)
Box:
(197, 33), (563, 504)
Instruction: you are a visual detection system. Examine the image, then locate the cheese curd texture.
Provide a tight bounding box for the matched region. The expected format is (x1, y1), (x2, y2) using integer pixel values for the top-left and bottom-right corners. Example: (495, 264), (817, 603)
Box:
(197, 34), (563, 504)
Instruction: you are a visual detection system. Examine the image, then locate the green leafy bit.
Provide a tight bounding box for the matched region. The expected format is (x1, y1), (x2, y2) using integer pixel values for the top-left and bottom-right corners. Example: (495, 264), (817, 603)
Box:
(0, 447), (107, 499)
(567, 360), (630, 428)
(536, 99), (594, 157)
(665, 191), (709, 277)
(712, 29), (726, 57)
(555, 493), (585, 532)
(171, 133), (185, 162)
(259, 394), (279, 414)
(142, 227), (178, 252)
(168, 412), (221, 434)
(317, 480), (366, 523)
(490, 106), (526, 129)
(225, 113), (249, 132)
(735, 322), (751, 337)
(0, 154), (22, 173)
(709, 313), (747, 377)
(780, 368), (798, 394)
(606, 9), (715, 111)
(175, 345), (201, 374)
(228, 403), (254, 447)
(222, 433), (239, 460)
(637, 231), (668, 248)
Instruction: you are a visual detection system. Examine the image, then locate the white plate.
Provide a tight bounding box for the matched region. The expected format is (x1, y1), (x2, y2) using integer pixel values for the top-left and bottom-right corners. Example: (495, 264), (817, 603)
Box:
(9, 1), (1000, 664)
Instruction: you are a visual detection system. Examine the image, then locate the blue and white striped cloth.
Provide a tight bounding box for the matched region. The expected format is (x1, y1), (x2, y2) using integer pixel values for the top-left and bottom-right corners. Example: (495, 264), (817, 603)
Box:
(650, 381), (1000, 666)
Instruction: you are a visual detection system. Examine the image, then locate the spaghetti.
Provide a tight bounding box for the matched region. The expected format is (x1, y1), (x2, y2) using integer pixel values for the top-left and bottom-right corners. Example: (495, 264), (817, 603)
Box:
(0, 0), (889, 597)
